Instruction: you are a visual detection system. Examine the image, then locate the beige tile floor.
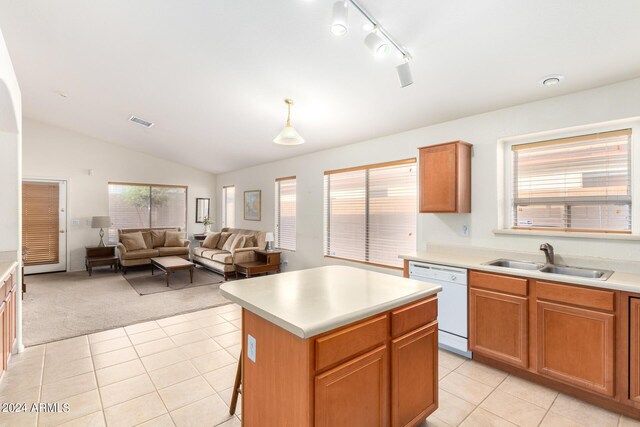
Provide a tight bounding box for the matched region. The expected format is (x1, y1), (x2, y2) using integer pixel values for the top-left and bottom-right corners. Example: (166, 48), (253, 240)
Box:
(0, 302), (637, 427)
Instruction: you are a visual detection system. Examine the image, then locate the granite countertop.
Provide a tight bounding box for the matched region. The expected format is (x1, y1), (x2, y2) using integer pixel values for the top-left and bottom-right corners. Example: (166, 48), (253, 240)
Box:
(0, 261), (18, 282)
(220, 265), (442, 339)
(400, 251), (640, 293)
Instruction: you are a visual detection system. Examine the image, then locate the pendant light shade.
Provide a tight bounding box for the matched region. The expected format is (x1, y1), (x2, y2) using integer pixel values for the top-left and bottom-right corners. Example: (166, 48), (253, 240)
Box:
(273, 99), (305, 146)
(331, 1), (348, 36)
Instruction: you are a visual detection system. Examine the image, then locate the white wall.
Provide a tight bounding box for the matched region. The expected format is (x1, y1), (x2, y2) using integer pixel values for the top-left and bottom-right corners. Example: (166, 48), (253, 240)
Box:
(216, 77), (640, 274)
(22, 119), (217, 271)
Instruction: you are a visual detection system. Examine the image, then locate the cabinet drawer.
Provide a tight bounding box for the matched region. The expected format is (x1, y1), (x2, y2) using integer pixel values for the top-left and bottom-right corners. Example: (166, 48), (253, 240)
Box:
(315, 315), (388, 372)
(470, 271), (528, 296)
(391, 297), (437, 338)
(536, 281), (614, 312)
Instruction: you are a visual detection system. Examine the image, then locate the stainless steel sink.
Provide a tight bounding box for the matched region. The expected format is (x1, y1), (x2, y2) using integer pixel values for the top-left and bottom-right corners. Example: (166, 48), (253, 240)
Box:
(538, 265), (613, 280)
(483, 259), (543, 271)
(483, 258), (613, 281)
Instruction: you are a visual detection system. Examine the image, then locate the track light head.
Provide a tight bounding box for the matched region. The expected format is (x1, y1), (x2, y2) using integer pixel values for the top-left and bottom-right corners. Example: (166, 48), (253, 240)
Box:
(331, 1), (348, 36)
(396, 59), (413, 88)
(364, 28), (388, 56)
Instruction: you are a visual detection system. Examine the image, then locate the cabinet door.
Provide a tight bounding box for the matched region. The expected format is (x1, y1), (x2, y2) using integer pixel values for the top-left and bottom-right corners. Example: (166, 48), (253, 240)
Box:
(0, 302), (6, 378)
(469, 288), (528, 368)
(315, 346), (388, 427)
(537, 300), (615, 396)
(4, 293), (10, 363)
(631, 298), (640, 402)
(9, 288), (16, 353)
(419, 143), (457, 212)
(391, 321), (438, 427)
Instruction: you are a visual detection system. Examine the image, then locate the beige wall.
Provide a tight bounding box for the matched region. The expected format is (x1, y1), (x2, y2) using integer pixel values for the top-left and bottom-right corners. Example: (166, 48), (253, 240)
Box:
(215, 77), (640, 274)
(22, 119), (216, 271)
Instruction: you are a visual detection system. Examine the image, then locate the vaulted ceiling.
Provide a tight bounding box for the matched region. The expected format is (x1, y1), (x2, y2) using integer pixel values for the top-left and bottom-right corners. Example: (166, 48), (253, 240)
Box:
(2, 1), (640, 173)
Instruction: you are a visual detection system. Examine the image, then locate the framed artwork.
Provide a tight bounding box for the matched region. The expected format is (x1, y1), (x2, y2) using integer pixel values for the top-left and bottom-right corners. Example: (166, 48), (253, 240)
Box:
(244, 190), (261, 221)
(195, 198), (210, 223)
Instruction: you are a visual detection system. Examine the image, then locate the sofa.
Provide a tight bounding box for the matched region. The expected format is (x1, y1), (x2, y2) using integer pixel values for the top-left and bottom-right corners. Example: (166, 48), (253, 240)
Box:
(192, 227), (265, 280)
(116, 228), (190, 273)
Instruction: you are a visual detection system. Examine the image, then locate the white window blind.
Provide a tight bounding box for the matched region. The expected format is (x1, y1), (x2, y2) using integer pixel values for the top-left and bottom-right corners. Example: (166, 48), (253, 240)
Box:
(275, 177), (296, 251)
(324, 159), (416, 269)
(512, 129), (632, 233)
(108, 183), (187, 242)
(222, 186), (235, 228)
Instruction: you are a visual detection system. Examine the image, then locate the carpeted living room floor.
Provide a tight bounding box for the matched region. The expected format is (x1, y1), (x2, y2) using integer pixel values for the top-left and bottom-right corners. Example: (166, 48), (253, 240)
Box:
(23, 266), (233, 346)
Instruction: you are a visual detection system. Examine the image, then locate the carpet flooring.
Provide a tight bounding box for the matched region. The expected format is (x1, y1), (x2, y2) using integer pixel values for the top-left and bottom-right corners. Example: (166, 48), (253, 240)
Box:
(125, 267), (224, 295)
(23, 265), (232, 346)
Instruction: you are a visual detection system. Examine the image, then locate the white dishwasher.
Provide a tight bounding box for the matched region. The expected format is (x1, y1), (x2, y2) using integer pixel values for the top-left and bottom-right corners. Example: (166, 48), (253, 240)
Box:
(409, 261), (471, 358)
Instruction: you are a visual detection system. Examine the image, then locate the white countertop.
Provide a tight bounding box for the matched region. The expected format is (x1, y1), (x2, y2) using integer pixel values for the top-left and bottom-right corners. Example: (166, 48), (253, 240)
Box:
(400, 251), (640, 294)
(219, 265), (442, 339)
(0, 261), (18, 283)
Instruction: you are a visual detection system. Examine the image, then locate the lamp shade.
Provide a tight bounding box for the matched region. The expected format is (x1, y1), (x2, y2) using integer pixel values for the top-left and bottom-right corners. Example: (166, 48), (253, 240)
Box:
(91, 216), (111, 228)
(273, 126), (305, 146)
(265, 232), (274, 242)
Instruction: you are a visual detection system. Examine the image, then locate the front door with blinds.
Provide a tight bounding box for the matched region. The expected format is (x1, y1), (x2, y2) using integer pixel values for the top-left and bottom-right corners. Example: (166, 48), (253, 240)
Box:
(22, 180), (67, 274)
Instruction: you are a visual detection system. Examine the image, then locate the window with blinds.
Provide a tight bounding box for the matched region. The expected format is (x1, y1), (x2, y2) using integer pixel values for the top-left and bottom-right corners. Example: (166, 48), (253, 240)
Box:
(108, 183), (187, 242)
(22, 181), (59, 265)
(512, 129), (632, 233)
(222, 186), (235, 228)
(324, 159), (416, 269)
(275, 177), (296, 251)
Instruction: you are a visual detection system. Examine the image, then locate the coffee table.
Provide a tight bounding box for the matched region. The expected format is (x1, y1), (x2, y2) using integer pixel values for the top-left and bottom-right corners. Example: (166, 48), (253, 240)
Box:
(150, 256), (195, 287)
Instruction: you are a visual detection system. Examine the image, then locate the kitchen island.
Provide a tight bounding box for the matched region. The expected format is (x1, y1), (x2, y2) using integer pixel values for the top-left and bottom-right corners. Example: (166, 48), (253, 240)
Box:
(220, 265), (442, 427)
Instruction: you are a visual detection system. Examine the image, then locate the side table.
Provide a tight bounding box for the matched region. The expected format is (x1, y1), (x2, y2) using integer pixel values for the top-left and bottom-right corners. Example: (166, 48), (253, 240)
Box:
(235, 249), (282, 278)
(85, 246), (118, 276)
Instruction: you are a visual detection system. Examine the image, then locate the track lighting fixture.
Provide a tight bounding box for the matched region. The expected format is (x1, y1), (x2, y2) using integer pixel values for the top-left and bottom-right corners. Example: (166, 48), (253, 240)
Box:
(364, 27), (388, 56)
(329, 0), (414, 88)
(331, 1), (348, 36)
(273, 99), (305, 146)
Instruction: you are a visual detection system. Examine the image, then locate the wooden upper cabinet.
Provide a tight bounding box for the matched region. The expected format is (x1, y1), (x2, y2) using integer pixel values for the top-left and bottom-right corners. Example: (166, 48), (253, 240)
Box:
(628, 298), (640, 403)
(419, 141), (472, 213)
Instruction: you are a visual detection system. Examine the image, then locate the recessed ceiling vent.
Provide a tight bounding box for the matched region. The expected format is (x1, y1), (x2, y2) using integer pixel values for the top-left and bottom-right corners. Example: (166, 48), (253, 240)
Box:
(128, 115), (154, 128)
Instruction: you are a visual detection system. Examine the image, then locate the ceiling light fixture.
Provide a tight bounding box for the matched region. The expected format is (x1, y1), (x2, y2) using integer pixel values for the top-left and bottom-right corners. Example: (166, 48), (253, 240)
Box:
(331, 1), (349, 36)
(330, 0), (413, 88)
(540, 74), (565, 87)
(364, 27), (389, 56)
(273, 99), (305, 146)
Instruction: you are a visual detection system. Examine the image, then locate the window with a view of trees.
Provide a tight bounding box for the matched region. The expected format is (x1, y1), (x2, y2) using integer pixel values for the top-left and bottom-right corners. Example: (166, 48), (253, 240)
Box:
(108, 183), (187, 243)
(511, 129), (632, 233)
(323, 159), (416, 269)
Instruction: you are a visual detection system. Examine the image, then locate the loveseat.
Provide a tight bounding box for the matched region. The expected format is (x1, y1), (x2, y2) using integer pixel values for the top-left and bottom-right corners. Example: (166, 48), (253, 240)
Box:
(192, 227), (265, 280)
(116, 228), (190, 273)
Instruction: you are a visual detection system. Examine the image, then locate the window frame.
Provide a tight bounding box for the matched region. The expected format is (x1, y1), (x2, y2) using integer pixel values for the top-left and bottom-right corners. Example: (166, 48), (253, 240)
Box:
(500, 119), (640, 238)
(274, 176), (297, 251)
(221, 185), (235, 228)
(323, 158), (417, 270)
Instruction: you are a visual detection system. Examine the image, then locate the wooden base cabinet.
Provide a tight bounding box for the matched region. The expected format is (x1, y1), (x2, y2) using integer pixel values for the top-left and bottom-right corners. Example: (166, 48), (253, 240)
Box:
(0, 268), (17, 382)
(630, 298), (640, 403)
(243, 296), (439, 427)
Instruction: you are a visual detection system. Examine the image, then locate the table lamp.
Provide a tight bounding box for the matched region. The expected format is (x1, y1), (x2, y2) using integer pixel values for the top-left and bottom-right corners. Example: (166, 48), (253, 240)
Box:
(91, 216), (111, 247)
(265, 232), (274, 251)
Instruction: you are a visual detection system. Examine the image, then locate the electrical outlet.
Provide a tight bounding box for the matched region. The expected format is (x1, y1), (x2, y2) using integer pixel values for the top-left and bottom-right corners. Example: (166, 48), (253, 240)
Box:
(461, 224), (470, 237)
(247, 335), (257, 363)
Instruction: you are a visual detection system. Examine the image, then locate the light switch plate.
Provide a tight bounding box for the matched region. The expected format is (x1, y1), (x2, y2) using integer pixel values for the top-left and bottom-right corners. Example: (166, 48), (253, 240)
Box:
(71, 219), (80, 226)
(247, 335), (256, 363)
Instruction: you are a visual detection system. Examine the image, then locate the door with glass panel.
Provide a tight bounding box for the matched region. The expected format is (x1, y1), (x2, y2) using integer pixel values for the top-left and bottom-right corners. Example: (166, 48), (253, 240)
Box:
(22, 180), (67, 274)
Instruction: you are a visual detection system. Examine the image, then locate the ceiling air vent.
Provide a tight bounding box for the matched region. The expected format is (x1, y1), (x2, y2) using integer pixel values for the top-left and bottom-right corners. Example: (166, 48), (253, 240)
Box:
(128, 115), (154, 128)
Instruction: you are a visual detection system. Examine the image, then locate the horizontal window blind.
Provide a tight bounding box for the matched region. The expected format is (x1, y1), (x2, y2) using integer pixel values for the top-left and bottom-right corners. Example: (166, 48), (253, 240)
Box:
(512, 129), (632, 233)
(22, 181), (59, 266)
(324, 159), (416, 268)
(108, 183), (187, 242)
(275, 177), (296, 251)
(222, 186), (235, 228)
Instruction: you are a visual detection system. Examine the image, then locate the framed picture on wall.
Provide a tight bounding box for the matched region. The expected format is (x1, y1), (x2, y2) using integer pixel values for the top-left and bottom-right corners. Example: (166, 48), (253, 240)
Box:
(195, 198), (210, 223)
(244, 190), (261, 221)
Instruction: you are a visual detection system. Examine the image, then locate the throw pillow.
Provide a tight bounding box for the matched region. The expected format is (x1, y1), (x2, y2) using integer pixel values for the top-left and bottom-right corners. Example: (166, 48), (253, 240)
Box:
(222, 234), (238, 251)
(120, 231), (147, 251)
(164, 231), (185, 247)
(216, 232), (232, 249)
(202, 232), (221, 249)
(141, 231), (153, 249)
(151, 230), (166, 248)
(230, 235), (246, 252)
(244, 236), (256, 248)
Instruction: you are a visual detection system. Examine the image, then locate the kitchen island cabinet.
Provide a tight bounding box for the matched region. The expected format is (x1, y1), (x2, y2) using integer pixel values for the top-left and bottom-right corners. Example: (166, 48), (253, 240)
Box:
(220, 265), (442, 427)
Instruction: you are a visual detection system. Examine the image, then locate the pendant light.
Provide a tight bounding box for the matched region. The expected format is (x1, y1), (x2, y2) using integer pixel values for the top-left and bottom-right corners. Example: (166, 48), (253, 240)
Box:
(273, 99), (305, 146)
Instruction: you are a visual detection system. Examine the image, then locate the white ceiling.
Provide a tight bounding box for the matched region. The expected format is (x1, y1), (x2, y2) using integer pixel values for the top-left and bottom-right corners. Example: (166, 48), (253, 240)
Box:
(2, 1), (640, 174)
